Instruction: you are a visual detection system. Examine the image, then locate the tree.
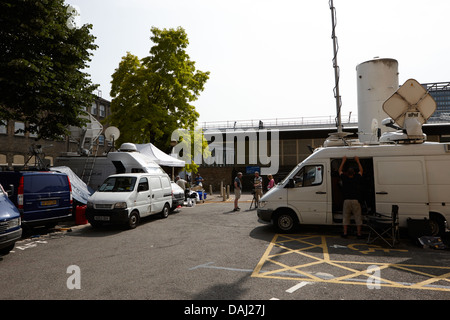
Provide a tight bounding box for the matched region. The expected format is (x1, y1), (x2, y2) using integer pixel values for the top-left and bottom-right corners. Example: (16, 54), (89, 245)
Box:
(0, 0), (98, 140)
(171, 127), (211, 175)
(109, 27), (210, 152)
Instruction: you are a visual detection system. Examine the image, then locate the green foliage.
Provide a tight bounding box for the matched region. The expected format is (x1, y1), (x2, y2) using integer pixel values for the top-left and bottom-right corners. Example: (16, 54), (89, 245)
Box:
(172, 127), (211, 174)
(0, 0), (98, 140)
(109, 27), (209, 152)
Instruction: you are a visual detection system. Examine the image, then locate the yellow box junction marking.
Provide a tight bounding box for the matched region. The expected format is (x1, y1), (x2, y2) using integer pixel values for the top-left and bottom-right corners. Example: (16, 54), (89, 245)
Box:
(252, 234), (450, 292)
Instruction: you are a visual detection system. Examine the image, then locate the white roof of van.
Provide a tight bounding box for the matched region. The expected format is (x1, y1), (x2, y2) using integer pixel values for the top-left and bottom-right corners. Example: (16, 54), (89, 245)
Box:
(310, 142), (449, 160)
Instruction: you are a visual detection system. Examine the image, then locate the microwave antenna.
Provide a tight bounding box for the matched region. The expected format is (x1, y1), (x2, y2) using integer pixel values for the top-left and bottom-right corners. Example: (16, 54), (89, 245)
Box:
(325, 0), (351, 145)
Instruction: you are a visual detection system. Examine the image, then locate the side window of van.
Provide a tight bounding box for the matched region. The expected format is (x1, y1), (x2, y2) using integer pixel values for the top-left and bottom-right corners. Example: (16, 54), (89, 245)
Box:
(292, 165), (323, 188)
(138, 177), (149, 191)
(150, 177), (162, 191)
(161, 177), (170, 189)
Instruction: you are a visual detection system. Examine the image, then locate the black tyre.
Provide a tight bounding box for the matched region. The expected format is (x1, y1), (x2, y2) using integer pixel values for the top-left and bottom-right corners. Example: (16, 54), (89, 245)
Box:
(429, 213), (446, 237)
(274, 211), (298, 233)
(127, 211), (140, 229)
(160, 204), (170, 219)
(0, 243), (15, 255)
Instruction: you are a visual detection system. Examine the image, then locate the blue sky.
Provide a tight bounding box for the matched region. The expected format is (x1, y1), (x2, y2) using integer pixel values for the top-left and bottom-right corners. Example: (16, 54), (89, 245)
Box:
(66, 0), (450, 125)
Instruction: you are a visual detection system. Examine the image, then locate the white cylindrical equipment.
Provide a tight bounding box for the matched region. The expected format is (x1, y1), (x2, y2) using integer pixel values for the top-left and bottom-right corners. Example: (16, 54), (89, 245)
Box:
(356, 58), (399, 143)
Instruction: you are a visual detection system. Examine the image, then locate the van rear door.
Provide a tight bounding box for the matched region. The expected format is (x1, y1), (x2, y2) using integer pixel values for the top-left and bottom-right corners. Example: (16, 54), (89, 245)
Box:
(23, 173), (72, 223)
(373, 156), (429, 221)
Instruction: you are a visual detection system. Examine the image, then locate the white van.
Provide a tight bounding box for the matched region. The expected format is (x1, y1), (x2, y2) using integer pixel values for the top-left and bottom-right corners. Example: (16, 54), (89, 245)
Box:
(86, 173), (173, 229)
(257, 142), (450, 235)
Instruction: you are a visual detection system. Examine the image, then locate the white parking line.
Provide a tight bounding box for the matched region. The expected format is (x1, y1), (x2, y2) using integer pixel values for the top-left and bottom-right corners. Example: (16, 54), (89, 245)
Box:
(286, 281), (311, 293)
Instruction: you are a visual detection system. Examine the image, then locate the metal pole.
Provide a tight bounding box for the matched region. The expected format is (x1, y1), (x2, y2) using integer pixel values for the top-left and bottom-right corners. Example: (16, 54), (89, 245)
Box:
(329, 0), (343, 133)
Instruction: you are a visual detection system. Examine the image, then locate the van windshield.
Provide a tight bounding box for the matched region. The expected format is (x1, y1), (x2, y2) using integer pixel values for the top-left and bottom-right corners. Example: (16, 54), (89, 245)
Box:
(281, 164), (301, 185)
(98, 177), (137, 192)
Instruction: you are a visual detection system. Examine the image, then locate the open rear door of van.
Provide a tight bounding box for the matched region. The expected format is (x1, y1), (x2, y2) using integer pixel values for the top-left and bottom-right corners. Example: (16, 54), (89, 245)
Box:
(373, 156), (429, 223)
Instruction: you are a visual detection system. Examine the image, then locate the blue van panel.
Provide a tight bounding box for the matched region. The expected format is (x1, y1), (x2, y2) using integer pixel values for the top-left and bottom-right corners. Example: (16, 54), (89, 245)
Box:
(0, 186), (22, 254)
(0, 171), (72, 226)
(22, 173), (72, 223)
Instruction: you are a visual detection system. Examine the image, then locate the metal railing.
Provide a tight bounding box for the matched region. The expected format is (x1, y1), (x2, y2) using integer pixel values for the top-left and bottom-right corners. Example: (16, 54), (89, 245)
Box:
(200, 115), (359, 130)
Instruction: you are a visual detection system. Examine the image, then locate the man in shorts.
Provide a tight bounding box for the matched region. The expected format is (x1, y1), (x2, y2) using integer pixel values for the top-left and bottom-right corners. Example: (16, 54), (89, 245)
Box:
(339, 156), (364, 239)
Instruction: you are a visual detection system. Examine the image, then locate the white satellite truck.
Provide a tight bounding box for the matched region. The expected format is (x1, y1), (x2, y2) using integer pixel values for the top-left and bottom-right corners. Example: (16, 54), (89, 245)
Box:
(86, 143), (173, 229)
(257, 79), (450, 235)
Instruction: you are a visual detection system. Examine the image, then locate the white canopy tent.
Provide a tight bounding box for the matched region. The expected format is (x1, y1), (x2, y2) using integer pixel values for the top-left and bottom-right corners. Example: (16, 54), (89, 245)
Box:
(134, 143), (185, 167)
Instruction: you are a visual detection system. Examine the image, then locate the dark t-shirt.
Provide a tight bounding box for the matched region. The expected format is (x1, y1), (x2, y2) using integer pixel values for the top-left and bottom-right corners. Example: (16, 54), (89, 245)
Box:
(234, 177), (241, 189)
(340, 173), (362, 200)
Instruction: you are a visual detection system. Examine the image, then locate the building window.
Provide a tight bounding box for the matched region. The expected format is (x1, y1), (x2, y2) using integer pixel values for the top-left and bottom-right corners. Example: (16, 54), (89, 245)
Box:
(29, 124), (38, 138)
(99, 105), (106, 117)
(45, 156), (53, 166)
(0, 120), (7, 135)
(91, 102), (97, 115)
(13, 155), (24, 166)
(0, 154), (7, 166)
(14, 122), (24, 136)
(98, 135), (105, 146)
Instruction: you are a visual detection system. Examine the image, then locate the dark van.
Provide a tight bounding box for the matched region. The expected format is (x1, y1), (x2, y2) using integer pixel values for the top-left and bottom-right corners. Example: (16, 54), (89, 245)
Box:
(0, 171), (73, 227)
(0, 184), (22, 255)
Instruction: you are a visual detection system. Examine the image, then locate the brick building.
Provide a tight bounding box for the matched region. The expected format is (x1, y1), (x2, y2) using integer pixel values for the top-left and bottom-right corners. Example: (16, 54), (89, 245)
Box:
(0, 96), (111, 170)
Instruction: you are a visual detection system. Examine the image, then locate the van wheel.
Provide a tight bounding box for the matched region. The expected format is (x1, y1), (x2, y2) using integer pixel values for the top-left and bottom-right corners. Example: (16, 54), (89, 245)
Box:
(0, 243), (14, 255)
(429, 213), (446, 236)
(160, 204), (170, 219)
(274, 211), (297, 233)
(127, 211), (140, 229)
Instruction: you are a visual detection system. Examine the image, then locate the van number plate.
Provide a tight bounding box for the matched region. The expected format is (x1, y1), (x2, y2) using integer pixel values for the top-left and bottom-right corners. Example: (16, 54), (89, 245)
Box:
(41, 200), (57, 206)
(94, 216), (110, 221)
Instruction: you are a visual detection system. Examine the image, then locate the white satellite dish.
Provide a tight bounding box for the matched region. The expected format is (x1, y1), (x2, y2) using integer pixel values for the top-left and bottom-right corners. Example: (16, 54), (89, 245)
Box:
(104, 126), (120, 141)
(383, 79), (436, 128)
(382, 79), (436, 141)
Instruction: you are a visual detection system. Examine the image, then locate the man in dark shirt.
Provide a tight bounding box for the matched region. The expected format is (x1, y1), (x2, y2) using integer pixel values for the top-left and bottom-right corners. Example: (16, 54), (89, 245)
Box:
(339, 156), (364, 239)
(234, 172), (243, 212)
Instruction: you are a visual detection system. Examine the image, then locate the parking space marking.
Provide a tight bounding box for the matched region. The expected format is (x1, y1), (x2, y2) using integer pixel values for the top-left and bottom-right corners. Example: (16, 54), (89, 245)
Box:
(286, 281), (311, 293)
(189, 262), (254, 274)
(348, 243), (408, 255)
(251, 234), (450, 292)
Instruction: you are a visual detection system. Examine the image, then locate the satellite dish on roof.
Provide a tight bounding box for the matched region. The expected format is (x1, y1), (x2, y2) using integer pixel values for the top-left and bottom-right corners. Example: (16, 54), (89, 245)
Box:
(381, 79), (436, 143)
(383, 78), (436, 128)
(105, 126), (120, 141)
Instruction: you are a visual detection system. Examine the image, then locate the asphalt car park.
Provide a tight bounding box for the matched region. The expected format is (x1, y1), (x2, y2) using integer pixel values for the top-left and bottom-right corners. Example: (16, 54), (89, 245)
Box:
(1, 193), (450, 301)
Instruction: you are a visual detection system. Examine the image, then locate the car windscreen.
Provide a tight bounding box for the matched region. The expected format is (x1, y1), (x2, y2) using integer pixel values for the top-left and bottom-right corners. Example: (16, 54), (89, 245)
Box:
(98, 177), (137, 192)
(24, 174), (69, 193)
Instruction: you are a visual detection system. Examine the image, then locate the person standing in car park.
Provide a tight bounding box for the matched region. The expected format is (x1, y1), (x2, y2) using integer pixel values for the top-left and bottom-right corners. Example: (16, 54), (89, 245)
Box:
(233, 172), (243, 212)
(267, 174), (275, 191)
(194, 173), (204, 187)
(253, 171), (263, 207)
(339, 156), (364, 239)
